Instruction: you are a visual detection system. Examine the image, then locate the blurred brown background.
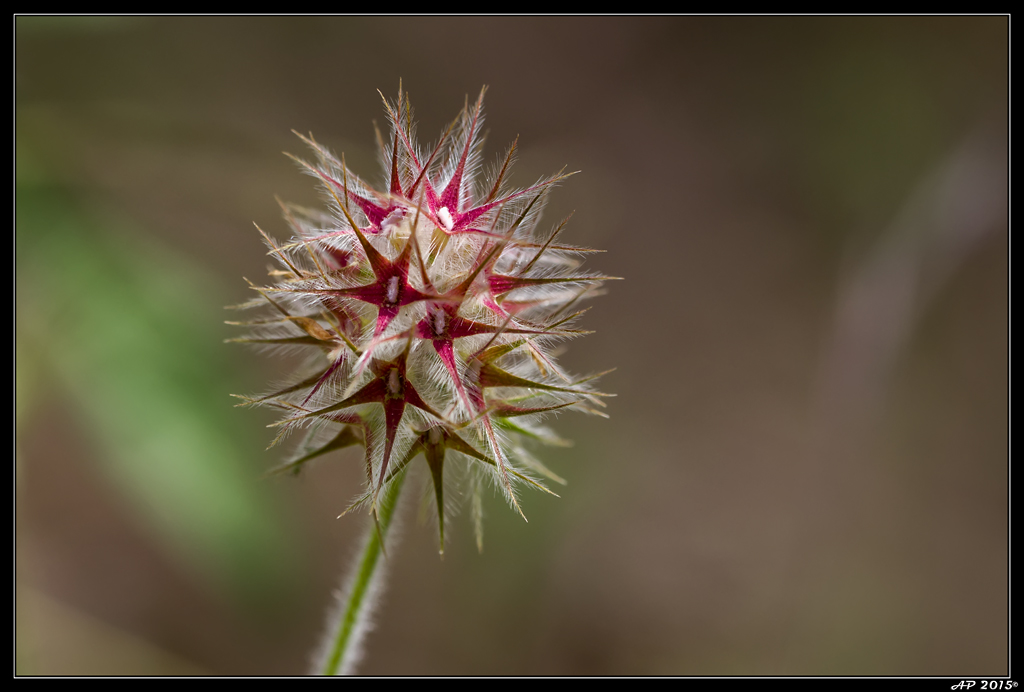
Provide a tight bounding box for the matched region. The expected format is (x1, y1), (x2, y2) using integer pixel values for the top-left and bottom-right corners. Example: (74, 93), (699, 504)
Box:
(15, 16), (1008, 675)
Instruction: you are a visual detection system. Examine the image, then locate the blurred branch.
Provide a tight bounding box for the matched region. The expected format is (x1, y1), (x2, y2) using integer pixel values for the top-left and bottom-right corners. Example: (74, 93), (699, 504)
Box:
(816, 124), (1007, 436)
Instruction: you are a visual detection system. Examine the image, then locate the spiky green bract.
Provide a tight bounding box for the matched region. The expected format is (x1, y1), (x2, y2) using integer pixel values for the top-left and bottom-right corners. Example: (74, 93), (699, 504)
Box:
(232, 87), (613, 554)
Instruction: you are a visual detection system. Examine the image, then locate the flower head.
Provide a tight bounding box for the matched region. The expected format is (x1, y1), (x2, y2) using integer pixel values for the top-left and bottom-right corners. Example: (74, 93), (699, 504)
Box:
(231, 87), (613, 553)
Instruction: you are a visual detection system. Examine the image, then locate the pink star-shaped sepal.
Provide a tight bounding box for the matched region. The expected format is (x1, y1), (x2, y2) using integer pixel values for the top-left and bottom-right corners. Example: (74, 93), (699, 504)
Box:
(414, 301), (566, 415)
(290, 132), (406, 237)
(278, 229), (439, 344)
(283, 348), (443, 494)
(384, 88), (575, 238)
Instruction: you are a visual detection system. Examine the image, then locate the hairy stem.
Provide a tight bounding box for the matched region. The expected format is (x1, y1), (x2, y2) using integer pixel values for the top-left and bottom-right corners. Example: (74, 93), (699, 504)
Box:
(317, 468), (408, 676)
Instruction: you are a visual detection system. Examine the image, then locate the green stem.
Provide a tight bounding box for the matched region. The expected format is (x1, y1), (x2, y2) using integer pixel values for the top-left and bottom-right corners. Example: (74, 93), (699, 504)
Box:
(318, 467), (408, 676)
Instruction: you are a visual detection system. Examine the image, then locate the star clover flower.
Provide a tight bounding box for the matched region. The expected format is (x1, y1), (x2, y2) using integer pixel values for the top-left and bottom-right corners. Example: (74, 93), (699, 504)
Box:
(231, 87), (613, 554)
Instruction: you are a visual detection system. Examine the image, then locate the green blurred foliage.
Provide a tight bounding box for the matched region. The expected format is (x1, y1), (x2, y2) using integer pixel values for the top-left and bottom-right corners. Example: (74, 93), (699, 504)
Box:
(16, 157), (297, 603)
